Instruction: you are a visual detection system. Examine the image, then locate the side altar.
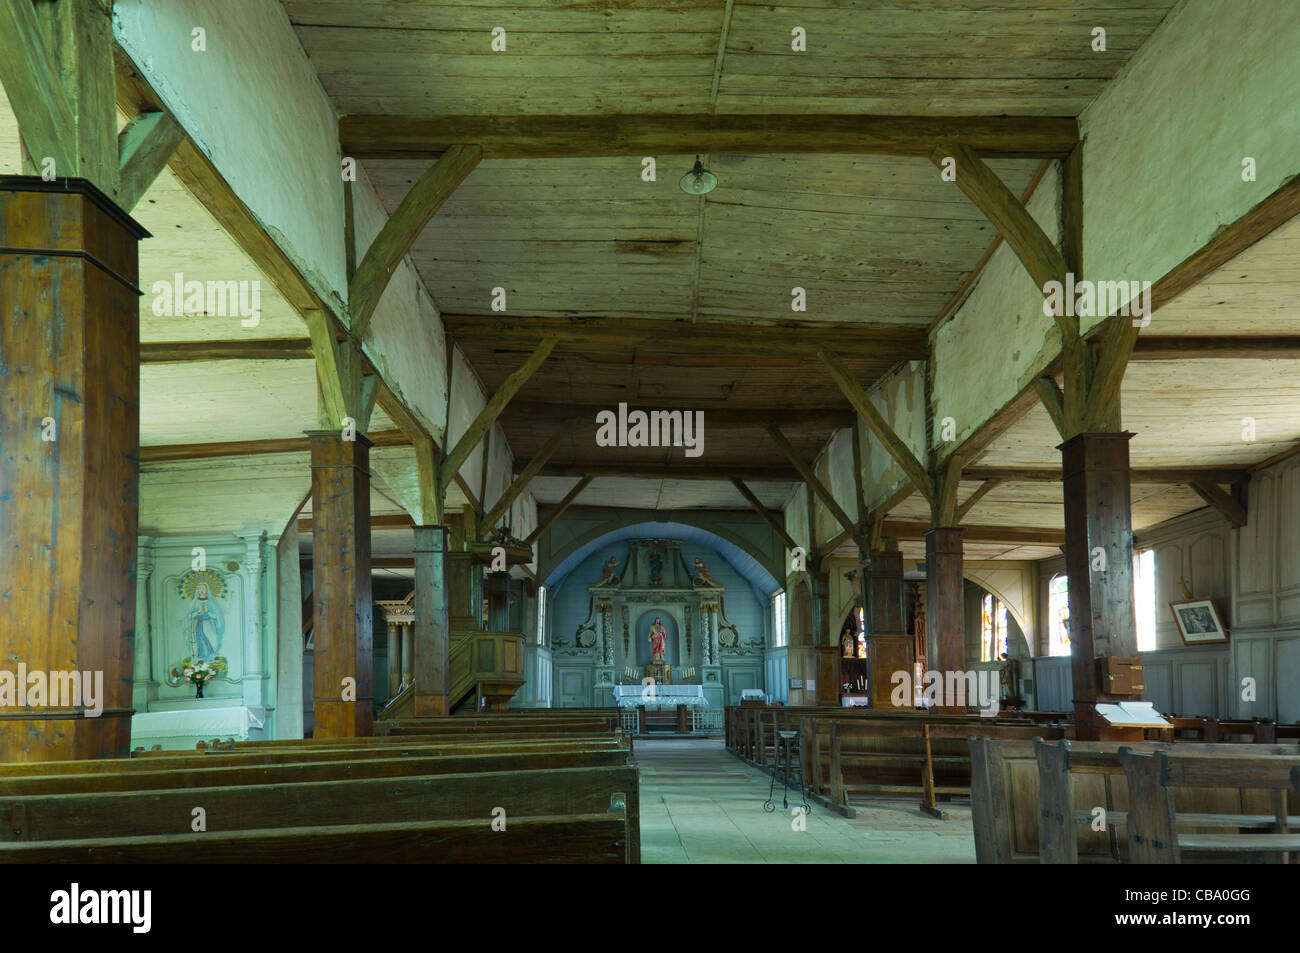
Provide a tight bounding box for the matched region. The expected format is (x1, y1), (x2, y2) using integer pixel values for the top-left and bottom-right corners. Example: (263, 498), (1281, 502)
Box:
(565, 539), (746, 710)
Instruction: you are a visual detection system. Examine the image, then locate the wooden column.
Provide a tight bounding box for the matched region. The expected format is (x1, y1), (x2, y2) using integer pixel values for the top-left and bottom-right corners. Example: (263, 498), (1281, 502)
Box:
(864, 545), (914, 709)
(401, 626), (414, 688)
(0, 177), (148, 761)
(925, 528), (965, 708)
(386, 622), (401, 698)
(1061, 432), (1138, 740)
(413, 525), (451, 715)
(309, 431), (373, 738)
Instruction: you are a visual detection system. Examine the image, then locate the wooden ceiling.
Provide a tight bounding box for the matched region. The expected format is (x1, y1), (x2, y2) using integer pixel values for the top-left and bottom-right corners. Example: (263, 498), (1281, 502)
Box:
(286, 0), (1176, 116)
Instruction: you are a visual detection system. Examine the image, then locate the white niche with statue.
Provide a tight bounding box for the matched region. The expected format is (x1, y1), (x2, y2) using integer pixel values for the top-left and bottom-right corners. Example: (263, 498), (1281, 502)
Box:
(131, 533), (278, 749)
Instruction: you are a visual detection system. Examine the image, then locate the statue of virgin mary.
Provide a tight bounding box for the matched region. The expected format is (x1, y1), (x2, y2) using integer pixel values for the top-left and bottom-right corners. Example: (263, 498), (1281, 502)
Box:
(187, 580), (225, 661)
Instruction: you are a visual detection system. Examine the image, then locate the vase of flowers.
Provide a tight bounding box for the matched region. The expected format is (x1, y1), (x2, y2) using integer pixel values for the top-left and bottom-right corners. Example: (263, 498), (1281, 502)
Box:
(179, 656), (228, 698)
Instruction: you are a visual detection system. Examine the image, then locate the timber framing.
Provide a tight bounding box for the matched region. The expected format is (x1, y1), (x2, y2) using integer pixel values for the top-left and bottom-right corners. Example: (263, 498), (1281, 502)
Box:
(731, 478), (799, 552)
(140, 339), (314, 363)
(505, 402), (856, 430)
(525, 475), (593, 546)
(139, 430), (412, 463)
(117, 109), (184, 212)
(437, 338), (558, 499)
(444, 314), (927, 360)
(113, 43), (441, 466)
(348, 143), (482, 340)
(883, 522), (1064, 546)
(962, 466), (1248, 486)
(339, 114), (1079, 160)
(766, 424), (863, 547)
(819, 350), (934, 504)
(526, 464), (798, 481)
(478, 419), (574, 536)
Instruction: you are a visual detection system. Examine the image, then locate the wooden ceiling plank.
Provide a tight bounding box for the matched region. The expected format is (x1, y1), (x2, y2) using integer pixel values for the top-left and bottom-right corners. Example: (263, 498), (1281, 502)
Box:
(339, 114), (1079, 160)
(954, 479), (1002, 524)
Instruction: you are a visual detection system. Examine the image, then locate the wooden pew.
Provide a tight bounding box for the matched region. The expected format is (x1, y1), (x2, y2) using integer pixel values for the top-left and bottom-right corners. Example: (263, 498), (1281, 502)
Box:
(0, 813), (629, 864)
(1034, 739), (1300, 863)
(0, 735), (640, 862)
(1120, 750), (1300, 863)
(970, 736), (1300, 864)
(0, 764), (639, 862)
(0, 747), (632, 795)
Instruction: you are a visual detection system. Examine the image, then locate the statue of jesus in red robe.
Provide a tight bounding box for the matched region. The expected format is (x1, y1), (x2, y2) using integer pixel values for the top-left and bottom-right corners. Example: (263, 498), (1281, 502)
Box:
(649, 618), (668, 663)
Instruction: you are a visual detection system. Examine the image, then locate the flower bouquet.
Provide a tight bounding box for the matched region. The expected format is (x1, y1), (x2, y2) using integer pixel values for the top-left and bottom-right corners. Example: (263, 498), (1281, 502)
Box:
(178, 656), (229, 698)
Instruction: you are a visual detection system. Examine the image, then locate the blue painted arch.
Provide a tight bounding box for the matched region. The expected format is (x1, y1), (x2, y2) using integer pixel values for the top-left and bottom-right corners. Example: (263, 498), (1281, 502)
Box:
(545, 520), (782, 605)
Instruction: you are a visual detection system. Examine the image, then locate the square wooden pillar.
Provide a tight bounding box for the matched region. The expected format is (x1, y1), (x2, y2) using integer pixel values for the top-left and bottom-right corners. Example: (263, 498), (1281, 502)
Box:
(865, 547), (914, 709)
(925, 527), (965, 708)
(1061, 432), (1139, 740)
(309, 431), (374, 737)
(413, 525), (451, 715)
(0, 177), (148, 761)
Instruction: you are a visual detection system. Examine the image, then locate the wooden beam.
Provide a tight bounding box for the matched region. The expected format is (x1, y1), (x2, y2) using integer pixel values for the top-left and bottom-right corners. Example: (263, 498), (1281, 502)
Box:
(819, 350), (934, 503)
(139, 431), (411, 463)
(927, 158), (1052, 334)
(304, 309), (350, 427)
(140, 339), (313, 363)
(766, 424), (861, 545)
(931, 140), (1067, 294)
(1132, 337), (1300, 360)
(348, 143), (482, 340)
(1081, 311), (1141, 432)
(954, 479), (1001, 524)
(411, 432), (440, 526)
(340, 114), (1079, 160)
(117, 110), (183, 211)
(503, 401), (857, 430)
(299, 513), (415, 534)
(529, 463), (798, 481)
(0, 0), (77, 174)
(934, 453), (963, 527)
(850, 416), (866, 532)
(439, 338), (557, 496)
(443, 313), (927, 360)
(731, 478), (799, 551)
(884, 522), (1064, 546)
(1034, 377), (1067, 439)
(962, 466), (1248, 485)
(478, 419), (574, 536)
(524, 475), (593, 546)
(1190, 480), (1247, 528)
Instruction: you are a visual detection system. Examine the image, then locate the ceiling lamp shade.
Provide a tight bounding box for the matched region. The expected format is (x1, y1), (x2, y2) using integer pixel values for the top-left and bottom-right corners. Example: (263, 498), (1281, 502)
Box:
(679, 155), (718, 195)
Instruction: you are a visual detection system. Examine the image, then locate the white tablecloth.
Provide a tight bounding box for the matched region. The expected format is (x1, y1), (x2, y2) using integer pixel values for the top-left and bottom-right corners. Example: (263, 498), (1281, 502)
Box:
(131, 706), (265, 749)
(613, 685), (708, 708)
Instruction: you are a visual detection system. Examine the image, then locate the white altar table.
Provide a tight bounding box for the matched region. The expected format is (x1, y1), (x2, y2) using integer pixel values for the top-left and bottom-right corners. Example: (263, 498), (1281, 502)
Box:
(613, 684), (708, 708)
(131, 706), (265, 750)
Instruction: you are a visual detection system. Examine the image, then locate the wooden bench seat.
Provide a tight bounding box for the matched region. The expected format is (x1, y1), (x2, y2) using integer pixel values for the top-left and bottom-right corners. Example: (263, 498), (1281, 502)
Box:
(1119, 749), (1300, 862)
(0, 764), (639, 861)
(0, 813), (630, 864)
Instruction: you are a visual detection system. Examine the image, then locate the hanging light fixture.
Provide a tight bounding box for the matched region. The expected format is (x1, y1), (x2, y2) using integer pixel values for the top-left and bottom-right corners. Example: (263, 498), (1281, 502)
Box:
(679, 155), (718, 195)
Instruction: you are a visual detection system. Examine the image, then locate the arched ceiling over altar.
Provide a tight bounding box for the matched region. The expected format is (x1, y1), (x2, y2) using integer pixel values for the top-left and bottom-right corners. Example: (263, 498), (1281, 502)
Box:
(545, 520), (780, 604)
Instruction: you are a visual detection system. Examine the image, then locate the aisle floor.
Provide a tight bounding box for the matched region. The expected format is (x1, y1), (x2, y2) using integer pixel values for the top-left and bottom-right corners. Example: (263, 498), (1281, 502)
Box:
(636, 738), (978, 864)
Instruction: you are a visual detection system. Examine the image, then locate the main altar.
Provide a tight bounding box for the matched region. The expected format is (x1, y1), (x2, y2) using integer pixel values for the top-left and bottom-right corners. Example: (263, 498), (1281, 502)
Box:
(565, 538), (745, 712)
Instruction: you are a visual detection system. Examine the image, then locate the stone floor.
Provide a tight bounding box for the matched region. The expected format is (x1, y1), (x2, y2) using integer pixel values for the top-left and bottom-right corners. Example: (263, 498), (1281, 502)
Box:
(637, 738), (977, 864)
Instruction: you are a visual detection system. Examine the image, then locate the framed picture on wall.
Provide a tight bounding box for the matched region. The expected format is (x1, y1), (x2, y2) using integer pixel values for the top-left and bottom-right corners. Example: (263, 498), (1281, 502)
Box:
(1169, 599), (1229, 645)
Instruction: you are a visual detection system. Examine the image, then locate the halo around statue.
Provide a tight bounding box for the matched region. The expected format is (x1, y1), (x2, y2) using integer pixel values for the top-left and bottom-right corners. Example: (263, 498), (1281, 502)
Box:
(180, 569), (226, 600)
